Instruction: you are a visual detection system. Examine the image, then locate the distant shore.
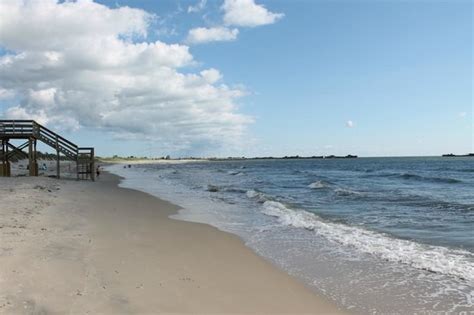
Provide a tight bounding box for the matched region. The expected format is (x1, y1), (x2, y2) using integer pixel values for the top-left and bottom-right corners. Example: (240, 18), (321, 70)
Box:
(442, 153), (474, 157)
(0, 172), (343, 314)
(98, 154), (358, 165)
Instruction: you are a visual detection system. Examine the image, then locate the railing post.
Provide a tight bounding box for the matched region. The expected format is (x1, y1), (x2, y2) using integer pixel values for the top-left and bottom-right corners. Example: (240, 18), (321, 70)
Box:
(6, 140), (10, 177)
(91, 148), (95, 181)
(56, 135), (60, 179)
(32, 121), (39, 138)
(28, 137), (33, 176)
(0, 140), (3, 177)
(76, 148), (79, 180)
(1, 139), (11, 177)
(28, 137), (38, 176)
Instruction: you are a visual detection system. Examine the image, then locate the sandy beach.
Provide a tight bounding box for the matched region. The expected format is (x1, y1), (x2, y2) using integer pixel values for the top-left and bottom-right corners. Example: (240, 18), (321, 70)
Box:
(0, 171), (343, 314)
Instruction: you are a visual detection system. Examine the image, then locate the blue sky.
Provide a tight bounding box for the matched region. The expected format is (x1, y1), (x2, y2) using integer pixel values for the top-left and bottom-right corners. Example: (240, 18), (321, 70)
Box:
(0, 0), (472, 157)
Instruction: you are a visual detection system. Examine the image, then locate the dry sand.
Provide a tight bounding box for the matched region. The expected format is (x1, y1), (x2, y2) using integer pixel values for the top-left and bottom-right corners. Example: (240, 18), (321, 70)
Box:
(9, 159), (78, 179)
(0, 172), (344, 314)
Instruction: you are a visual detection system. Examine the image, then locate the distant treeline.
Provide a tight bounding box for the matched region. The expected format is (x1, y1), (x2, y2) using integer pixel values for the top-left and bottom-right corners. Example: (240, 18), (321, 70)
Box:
(98, 155), (172, 161)
(210, 155), (358, 160)
(97, 154), (359, 161)
(442, 153), (474, 157)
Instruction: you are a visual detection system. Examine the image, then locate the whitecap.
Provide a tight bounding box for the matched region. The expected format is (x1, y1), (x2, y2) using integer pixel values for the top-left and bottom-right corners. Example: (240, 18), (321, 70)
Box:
(308, 180), (327, 189)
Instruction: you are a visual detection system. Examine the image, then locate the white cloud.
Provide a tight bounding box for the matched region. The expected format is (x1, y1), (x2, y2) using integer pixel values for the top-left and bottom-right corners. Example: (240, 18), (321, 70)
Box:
(186, 27), (239, 44)
(188, 0), (207, 13)
(222, 0), (284, 27)
(200, 68), (222, 84)
(459, 112), (467, 118)
(0, 0), (252, 153)
(0, 0), (152, 51)
(346, 120), (354, 128)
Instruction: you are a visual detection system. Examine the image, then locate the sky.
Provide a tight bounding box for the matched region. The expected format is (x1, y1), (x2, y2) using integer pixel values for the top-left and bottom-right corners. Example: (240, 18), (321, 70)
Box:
(0, 0), (472, 158)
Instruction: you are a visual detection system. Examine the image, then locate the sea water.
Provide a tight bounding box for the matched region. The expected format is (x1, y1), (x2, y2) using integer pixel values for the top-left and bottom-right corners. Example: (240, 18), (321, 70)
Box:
(107, 157), (474, 314)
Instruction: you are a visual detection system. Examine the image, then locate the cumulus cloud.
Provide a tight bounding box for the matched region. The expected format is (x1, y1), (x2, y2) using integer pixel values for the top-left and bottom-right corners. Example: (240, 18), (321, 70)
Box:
(186, 27), (239, 44)
(188, 0), (207, 13)
(200, 68), (223, 84)
(222, 0), (284, 27)
(346, 120), (354, 128)
(0, 0), (252, 153)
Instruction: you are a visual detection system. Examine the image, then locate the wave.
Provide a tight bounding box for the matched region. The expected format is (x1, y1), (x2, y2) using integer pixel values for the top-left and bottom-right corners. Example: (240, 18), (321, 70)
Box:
(436, 167), (474, 173)
(207, 185), (249, 194)
(399, 173), (461, 183)
(223, 187), (248, 194)
(353, 168), (375, 173)
(366, 172), (462, 184)
(227, 170), (245, 176)
(308, 180), (330, 189)
(261, 201), (474, 282)
(246, 189), (270, 203)
(346, 191), (474, 213)
(405, 199), (474, 213)
(334, 188), (365, 197)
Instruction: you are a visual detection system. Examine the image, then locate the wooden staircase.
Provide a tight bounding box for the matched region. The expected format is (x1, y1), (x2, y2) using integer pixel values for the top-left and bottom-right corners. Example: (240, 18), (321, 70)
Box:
(0, 120), (95, 180)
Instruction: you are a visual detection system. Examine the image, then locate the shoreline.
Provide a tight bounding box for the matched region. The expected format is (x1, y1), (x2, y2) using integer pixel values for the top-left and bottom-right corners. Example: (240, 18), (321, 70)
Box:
(0, 172), (344, 314)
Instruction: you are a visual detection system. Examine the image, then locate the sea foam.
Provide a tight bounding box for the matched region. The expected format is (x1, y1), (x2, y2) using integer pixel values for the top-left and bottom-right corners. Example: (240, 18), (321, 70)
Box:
(260, 200), (474, 283)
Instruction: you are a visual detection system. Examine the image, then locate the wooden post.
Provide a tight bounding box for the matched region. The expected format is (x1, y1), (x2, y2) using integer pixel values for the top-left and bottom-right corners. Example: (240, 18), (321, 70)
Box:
(28, 137), (37, 176)
(5, 139), (10, 177)
(0, 140), (3, 176)
(33, 139), (38, 176)
(28, 137), (33, 176)
(57, 150), (60, 178)
(0, 139), (9, 177)
(56, 135), (60, 179)
(91, 148), (95, 181)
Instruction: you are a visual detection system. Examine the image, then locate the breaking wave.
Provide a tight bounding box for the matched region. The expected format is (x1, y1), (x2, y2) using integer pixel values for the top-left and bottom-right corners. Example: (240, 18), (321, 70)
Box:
(261, 200), (474, 283)
(246, 189), (270, 203)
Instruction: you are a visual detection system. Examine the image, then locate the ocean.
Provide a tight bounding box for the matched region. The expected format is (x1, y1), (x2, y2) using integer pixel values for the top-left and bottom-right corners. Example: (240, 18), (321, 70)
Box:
(107, 157), (474, 314)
